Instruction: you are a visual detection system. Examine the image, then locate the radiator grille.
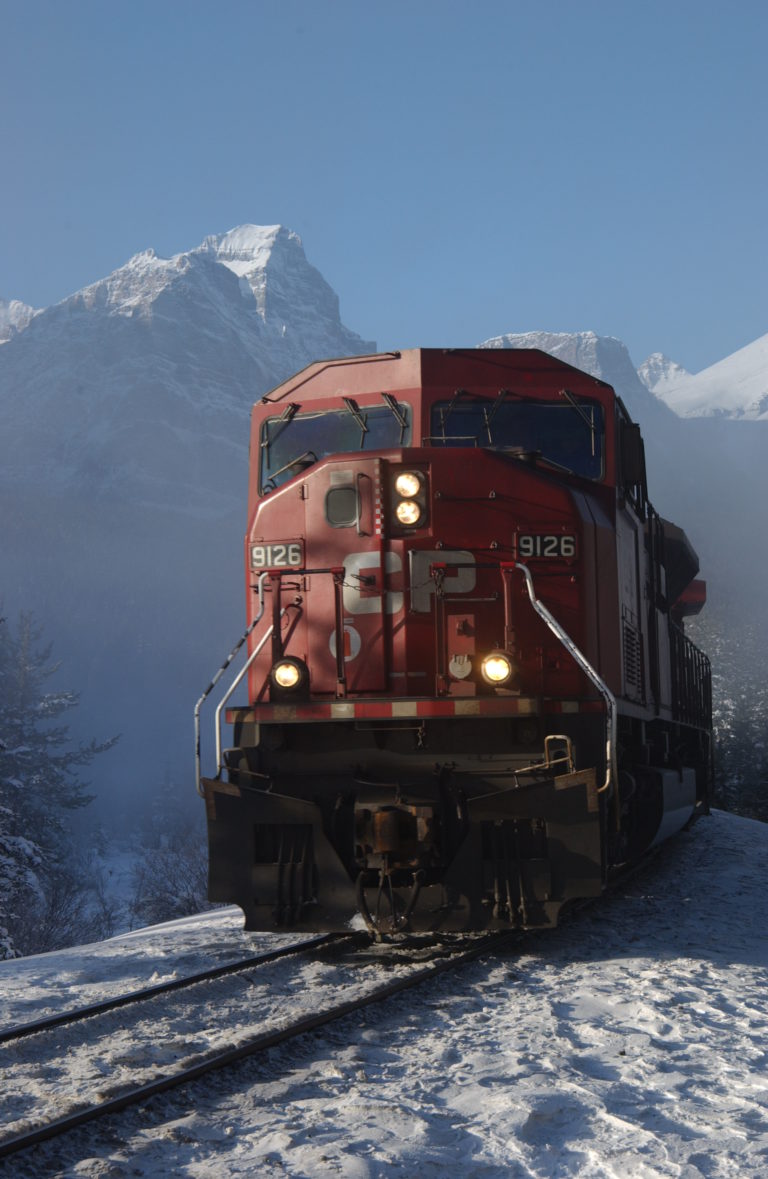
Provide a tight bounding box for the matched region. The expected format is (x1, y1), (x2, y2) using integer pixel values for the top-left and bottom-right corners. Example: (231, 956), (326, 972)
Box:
(623, 621), (643, 700)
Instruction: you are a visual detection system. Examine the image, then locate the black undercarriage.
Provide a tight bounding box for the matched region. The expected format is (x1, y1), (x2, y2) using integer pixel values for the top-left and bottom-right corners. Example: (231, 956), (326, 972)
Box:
(201, 711), (708, 935)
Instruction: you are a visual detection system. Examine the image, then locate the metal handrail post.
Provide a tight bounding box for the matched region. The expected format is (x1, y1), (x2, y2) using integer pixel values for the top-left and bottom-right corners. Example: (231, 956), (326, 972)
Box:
(213, 617), (285, 779)
(503, 560), (618, 805)
(194, 572), (270, 797)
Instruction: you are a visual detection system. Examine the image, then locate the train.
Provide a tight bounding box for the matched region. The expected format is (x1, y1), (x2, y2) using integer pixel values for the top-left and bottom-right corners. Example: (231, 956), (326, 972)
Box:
(197, 348), (712, 936)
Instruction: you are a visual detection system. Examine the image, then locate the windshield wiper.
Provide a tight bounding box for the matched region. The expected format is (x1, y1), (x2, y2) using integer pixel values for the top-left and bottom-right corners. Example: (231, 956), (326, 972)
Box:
(501, 448), (576, 477)
(530, 453), (577, 476)
(559, 388), (597, 456)
(485, 386), (529, 424)
(344, 396), (368, 433)
(264, 450), (317, 489)
(484, 387), (528, 443)
(342, 398), (369, 445)
(261, 403), (298, 453)
(380, 392), (408, 443)
(441, 388), (473, 428)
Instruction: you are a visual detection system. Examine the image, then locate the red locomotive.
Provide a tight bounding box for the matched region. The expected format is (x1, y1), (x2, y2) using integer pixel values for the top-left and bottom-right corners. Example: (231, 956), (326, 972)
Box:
(197, 348), (712, 934)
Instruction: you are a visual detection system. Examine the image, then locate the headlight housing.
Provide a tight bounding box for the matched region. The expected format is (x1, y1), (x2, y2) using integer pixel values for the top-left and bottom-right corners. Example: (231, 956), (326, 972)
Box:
(270, 657), (309, 695)
(391, 468), (428, 531)
(481, 651), (515, 686)
(394, 472), (422, 498)
(395, 500), (422, 526)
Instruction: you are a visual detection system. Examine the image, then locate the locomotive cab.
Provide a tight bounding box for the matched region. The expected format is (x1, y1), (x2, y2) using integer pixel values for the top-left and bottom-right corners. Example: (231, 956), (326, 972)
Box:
(198, 349), (712, 935)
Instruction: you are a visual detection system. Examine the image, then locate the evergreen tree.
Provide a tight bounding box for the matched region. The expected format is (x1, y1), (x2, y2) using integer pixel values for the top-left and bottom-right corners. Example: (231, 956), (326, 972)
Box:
(688, 612), (768, 822)
(0, 613), (117, 957)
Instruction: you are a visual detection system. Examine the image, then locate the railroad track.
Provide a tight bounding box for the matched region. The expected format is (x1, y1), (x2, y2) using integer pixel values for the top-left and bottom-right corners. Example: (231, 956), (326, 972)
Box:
(0, 931), (345, 1047)
(0, 929), (515, 1166)
(0, 845), (673, 1169)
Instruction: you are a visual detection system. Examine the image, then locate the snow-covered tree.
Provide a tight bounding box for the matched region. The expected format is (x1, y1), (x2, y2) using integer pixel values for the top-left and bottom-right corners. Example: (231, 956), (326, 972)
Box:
(129, 817), (210, 926)
(0, 613), (117, 956)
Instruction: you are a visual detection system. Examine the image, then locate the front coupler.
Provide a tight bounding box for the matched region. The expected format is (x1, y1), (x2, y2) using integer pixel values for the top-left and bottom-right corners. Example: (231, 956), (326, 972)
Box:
(202, 764), (605, 934)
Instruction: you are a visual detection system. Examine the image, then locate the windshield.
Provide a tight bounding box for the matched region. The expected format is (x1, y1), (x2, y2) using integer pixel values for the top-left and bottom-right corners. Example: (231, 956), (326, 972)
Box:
(427, 393), (604, 480)
(260, 397), (411, 491)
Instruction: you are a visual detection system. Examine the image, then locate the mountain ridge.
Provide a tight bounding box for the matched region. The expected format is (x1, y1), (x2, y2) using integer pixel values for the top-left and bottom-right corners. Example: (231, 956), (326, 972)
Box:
(0, 224), (376, 509)
(638, 333), (768, 421)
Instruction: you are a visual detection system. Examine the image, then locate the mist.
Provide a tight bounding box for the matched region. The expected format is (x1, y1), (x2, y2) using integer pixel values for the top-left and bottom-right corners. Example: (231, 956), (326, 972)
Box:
(2, 238), (765, 847)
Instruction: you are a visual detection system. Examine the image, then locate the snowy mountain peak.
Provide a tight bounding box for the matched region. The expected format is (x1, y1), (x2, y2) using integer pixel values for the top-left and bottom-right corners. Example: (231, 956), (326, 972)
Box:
(643, 333), (768, 420)
(69, 246), (199, 319)
(193, 224), (343, 329)
(637, 352), (692, 394)
(480, 329), (633, 378)
(478, 329), (670, 423)
(0, 223), (375, 508)
(48, 224), (373, 362)
(197, 224), (285, 271)
(0, 297), (37, 343)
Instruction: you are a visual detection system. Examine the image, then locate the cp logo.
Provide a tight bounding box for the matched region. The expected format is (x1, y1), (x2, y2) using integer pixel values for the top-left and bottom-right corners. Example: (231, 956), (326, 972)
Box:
(342, 551), (404, 615)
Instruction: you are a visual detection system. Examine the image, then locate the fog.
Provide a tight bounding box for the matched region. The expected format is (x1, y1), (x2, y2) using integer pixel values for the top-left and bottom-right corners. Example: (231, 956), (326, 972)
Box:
(1, 276), (765, 841)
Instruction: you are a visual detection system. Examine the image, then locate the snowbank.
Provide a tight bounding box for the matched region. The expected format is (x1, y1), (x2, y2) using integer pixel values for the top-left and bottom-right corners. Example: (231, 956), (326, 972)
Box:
(0, 810), (766, 1177)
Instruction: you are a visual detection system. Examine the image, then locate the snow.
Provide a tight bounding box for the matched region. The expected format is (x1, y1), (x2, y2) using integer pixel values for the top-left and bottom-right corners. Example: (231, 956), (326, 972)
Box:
(637, 352), (692, 398)
(0, 223), (376, 505)
(1, 810), (766, 1177)
(198, 224), (284, 278)
(0, 297), (36, 343)
(0, 223), (377, 814)
(639, 333), (768, 420)
(478, 330), (672, 426)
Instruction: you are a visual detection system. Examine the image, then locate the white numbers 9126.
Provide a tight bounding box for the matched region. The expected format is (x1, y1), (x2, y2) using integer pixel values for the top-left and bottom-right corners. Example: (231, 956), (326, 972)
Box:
(250, 541), (304, 570)
(518, 534), (577, 559)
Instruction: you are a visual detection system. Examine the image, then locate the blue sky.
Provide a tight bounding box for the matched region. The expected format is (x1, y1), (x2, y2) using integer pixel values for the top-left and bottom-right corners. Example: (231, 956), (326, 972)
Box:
(2, 0), (765, 372)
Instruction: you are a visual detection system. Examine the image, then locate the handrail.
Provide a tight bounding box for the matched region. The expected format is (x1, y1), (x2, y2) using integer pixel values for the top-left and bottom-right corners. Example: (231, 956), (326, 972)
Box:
(194, 572), (270, 797)
(503, 560), (617, 808)
(213, 620), (283, 779)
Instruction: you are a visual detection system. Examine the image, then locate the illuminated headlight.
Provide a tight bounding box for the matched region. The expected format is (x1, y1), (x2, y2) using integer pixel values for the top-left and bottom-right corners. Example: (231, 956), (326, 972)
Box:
(391, 468), (428, 530)
(271, 658), (308, 692)
(395, 500), (423, 526)
(395, 471), (422, 498)
(481, 652), (515, 685)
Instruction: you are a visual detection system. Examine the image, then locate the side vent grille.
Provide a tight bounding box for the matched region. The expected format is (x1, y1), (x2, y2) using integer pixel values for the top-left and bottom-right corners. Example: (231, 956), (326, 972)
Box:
(622, 620), (644, 701)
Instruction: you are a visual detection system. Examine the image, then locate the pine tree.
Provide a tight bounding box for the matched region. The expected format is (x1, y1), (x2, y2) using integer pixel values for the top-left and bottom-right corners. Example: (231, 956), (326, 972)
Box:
(0, 613), (117, 956)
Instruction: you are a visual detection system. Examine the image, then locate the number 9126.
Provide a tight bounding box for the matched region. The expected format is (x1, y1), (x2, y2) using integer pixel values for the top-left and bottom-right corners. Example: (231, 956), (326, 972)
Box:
(250, 541), (304, 570)
(518, 534), (577, 559)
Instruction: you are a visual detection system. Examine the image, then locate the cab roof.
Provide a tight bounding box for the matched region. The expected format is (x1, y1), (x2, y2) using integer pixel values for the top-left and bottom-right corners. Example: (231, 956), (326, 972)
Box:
(259, 348), (615, 406)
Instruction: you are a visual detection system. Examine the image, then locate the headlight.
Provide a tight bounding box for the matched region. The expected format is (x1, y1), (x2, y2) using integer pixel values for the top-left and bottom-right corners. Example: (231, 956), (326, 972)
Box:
(273, 662), (300, 688)
(395, 472), (422, 498)
(391, 467), (428, 530)
(481, 652), (514, 685)
(270, 657), (308, 693)
(395, 500), (423, 526)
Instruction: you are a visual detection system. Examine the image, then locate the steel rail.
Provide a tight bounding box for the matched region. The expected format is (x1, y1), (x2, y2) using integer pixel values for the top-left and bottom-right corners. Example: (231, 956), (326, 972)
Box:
(0, 933), (349, 1048)
(0, 931), (516, 1163)
(0, 845), (680, 1165)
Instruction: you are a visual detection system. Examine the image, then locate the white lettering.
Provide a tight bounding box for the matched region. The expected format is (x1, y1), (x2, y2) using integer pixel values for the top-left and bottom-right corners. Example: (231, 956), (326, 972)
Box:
(343, 551), (403, 615)
(409, 550), (476, 612)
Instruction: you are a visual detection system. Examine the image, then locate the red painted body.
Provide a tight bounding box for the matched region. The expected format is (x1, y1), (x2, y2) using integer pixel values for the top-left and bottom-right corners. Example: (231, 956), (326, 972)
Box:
(244, 350), (618, 708)
(202, 349), (712, 934)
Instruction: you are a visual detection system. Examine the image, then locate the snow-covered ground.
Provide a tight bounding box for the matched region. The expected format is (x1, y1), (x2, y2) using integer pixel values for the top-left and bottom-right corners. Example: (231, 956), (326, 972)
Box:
(1, 809), (766, 1178)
